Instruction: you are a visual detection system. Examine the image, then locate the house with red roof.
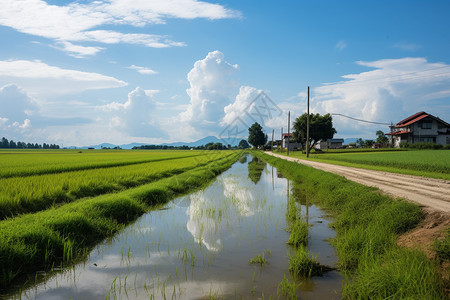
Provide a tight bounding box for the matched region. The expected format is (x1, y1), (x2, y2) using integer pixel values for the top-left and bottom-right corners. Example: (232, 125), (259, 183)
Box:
(281, 133), (302, 150)
(387, 112), (450, 147)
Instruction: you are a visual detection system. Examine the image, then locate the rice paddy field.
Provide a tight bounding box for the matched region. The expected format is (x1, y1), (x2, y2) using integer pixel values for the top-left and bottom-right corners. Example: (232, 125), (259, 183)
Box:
(285, 149), (450, 180)
(1, 149), (447, 299)
(0, 149), (240, 291)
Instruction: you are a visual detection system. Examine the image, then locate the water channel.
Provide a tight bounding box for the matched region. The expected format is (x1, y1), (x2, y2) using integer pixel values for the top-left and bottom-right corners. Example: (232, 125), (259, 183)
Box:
(12, 155), (343, 299)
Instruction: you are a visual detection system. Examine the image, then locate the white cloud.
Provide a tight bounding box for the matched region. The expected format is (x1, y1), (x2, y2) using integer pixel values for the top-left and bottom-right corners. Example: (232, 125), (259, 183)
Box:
(0, 84), (37, 139)
(222, 86), (261, 126)
(177, 50), (240, 139)
(99, 87), (165, 137)
(52, 41), (105, 58)
(128, 65), (158, 75)
(0, 0), (239, 53)
(0, 59), (127, 97)
(335, 40), (347, 51)
(312, 57), (450, 138)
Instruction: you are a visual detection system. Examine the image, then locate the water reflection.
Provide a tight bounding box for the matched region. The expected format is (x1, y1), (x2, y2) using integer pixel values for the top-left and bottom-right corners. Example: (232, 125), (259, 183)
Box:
(9, 155), (343, 299)
(247, 156), (265, 184)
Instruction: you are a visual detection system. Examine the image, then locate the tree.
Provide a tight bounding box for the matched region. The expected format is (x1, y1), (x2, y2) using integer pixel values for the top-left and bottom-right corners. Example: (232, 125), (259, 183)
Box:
(292, 113), (336, 149)
(248, 122), (267, 149)
(1, 137), (9, 148)
(238, 139), (250, 149)
(376, 130), (388, 144)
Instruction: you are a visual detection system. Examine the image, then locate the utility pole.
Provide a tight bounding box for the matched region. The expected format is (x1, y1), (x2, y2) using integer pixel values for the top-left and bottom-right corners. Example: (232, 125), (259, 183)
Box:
(306, 86), (310, 158)
(287, 111), (290, 156)
(281, 127), (283, 152)
(271, 129), (274, 152)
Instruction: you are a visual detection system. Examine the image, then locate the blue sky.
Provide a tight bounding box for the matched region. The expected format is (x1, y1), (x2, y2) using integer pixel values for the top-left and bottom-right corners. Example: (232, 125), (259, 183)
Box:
(1, 0), (449, 146)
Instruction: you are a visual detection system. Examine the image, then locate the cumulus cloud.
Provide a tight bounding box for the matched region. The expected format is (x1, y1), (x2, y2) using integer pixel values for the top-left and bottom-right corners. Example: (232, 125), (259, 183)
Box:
(0, 0), (240, 53)
(178, 50), (240, 138)
(312, 57), (450, 137)
(0, 59), (127, 97)
(99, 87), (165, 137)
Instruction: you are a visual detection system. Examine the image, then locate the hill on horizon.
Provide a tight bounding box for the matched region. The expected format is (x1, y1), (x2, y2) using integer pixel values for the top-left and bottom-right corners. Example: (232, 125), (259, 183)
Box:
(77, 136), (245, 149)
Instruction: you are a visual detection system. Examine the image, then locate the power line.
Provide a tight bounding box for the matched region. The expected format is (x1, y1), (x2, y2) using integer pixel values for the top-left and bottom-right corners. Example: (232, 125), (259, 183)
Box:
(332, 113), (391, 125)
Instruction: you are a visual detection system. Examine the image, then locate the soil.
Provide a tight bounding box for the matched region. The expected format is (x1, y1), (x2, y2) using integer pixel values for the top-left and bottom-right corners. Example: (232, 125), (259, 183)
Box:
(265, 152), (450, 213)
(265, 151), (450, 292)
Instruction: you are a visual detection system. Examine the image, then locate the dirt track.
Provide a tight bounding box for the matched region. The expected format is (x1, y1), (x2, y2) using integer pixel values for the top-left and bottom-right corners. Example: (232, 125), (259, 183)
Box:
(265, 152), (450, 213)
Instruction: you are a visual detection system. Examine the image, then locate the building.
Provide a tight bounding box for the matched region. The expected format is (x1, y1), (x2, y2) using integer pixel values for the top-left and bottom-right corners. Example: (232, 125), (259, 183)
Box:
(318, 138), (344, 150)
(282, 133), (302, 150)
(387, 111), (450, 147)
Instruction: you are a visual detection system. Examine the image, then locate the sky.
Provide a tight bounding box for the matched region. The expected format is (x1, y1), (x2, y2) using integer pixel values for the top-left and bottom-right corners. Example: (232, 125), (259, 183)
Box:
(1, 0), (450, 147)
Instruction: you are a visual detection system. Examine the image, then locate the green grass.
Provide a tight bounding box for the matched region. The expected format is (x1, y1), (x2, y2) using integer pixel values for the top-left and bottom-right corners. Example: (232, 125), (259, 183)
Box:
(0, 152), (240, 289)
(0, 149), (207, 178)
(249, 253), (268, 266)
(253, 150), (446, 299)
(0, 152), (234, 219)
(287, 218), (309, 247)
(278, 149), (450, 180)
(289, 246), (329, 277)
(434, 227), (450, 260)
(277, 275), (297, 299)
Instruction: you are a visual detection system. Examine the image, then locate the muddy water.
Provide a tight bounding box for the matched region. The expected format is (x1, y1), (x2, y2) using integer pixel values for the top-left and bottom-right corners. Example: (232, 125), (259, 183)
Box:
(13, 155), (343, 299)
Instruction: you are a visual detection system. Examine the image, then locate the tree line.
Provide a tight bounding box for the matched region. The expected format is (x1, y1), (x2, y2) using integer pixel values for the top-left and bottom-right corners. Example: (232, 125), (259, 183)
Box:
(0, 137), (60, 149)
(247, 113), (390, 149)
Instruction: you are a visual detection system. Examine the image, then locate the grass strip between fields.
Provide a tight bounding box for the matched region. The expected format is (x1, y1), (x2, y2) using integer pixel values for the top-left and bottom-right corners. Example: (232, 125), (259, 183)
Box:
(0, 152), (241, 290)
(253, 151), (446, 299)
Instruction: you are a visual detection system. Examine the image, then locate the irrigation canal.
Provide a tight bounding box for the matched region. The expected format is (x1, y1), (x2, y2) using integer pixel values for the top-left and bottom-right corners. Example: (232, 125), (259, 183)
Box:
(10, 155), (343, 299)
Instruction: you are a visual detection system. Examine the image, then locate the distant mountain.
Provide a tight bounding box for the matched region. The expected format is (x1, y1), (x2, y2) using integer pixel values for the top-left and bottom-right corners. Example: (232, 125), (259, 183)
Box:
(162, 136), (242, 147)
(77, 136), (244, 149)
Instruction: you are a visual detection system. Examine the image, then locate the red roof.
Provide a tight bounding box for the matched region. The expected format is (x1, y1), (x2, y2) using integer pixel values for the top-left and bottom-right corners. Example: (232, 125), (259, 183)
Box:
(394, 111), (450, 128)
(282, 133), (293, 137)
(396, 113), (429, 127)
(386, 130), (409, 135)
(396, 111), (427, 126)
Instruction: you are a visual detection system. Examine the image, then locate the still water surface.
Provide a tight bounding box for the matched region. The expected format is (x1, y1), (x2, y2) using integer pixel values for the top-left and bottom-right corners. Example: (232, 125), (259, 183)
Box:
(15, 155), (343, 299)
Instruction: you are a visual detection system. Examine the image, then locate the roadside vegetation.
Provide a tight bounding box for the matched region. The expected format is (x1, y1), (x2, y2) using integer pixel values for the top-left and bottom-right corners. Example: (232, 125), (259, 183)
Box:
(280, 149), (450, 180)
(253, 151), (446, 299)
(0, 150), (240, 290)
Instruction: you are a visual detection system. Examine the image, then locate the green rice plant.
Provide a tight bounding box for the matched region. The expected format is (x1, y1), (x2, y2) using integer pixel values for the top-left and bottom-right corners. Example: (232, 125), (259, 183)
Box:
(0, 151), (235, 219)
(288, 245), (329, 277)
(249, 251), (269, 266)
(0, 152), (240, 289)
(0, 150), (208, 178)
(277, 274), (296, 299)
(287, 218), (309, 247)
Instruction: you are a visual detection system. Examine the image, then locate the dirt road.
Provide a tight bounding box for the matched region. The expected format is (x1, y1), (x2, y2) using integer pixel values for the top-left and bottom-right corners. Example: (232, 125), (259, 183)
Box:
(265, 152), (450, 213)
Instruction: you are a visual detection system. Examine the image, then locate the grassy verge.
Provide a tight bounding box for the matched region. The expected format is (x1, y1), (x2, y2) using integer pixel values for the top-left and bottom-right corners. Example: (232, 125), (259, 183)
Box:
(275, 149), (450, 180)
(253, 151), (446, 299)
(0, 152), (240, 290)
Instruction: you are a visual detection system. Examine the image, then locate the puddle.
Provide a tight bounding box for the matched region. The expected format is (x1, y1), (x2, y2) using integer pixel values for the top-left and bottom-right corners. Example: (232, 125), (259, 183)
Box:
(9, 155), (343, 299)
